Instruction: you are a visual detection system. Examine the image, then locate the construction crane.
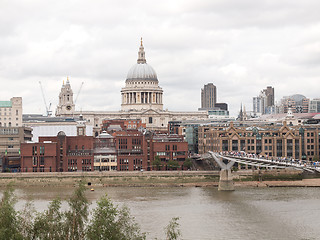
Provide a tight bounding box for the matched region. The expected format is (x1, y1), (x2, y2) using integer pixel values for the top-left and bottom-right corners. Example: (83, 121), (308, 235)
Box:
(39, 81), (52, 117)
(75, 82), (84, 104)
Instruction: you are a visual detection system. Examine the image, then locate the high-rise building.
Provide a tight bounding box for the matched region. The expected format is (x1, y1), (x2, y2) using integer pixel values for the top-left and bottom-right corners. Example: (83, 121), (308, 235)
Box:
(309, 99), (320, 113)
(253, 86), (275, 115)
(199, 83), (228, 114)
(264, 86), (275, 107)
(201, 83), (216, 109)
(279, 94), (309, 113)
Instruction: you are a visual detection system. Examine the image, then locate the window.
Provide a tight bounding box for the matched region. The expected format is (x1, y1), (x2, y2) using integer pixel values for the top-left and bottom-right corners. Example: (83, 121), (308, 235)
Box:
(149, 117), (152, 124)
(40, 157), (45, 165)
(32, 157), (37, 166)
(16, 110), (18, 115)
(40, 146), (45, 155)
(32, 146), (37, 155)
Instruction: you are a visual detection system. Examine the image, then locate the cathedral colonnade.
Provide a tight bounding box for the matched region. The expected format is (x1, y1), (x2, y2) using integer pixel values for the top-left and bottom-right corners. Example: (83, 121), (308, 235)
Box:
(122, 91), (163, 104)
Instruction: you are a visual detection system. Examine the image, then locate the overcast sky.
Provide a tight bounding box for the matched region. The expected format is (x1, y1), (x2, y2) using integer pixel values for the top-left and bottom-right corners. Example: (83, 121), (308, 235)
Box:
(1, 0), (319, 117)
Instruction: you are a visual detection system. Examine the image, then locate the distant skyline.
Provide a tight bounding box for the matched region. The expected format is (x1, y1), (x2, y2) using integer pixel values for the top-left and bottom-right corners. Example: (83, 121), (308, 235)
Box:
(0, 0), (320, 117)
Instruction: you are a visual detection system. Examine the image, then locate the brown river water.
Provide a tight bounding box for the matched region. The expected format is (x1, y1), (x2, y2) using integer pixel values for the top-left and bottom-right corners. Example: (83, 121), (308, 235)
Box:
(1, 186), (320, 240)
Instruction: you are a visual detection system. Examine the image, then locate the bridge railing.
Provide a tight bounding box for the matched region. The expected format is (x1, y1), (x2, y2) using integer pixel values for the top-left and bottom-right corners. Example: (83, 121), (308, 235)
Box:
(212, 151), (320, 173)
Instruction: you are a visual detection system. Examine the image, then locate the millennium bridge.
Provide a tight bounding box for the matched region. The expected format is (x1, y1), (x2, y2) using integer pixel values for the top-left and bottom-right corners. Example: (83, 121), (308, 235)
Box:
(201, 151), (320, 191)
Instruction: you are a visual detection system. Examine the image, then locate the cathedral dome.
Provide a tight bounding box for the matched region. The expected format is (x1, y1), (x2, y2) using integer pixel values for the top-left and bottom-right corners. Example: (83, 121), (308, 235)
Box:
(126, 63), (158, 81)
(126, 38), (158, 82)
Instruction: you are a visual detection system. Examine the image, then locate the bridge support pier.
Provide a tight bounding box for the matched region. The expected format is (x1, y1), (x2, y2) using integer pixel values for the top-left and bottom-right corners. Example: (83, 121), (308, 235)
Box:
(218, 169), (234, 191)
(208, 151), (235, 191)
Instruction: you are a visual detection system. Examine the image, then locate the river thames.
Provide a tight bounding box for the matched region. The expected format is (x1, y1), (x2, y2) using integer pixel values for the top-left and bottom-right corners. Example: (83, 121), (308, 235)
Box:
(2, 186), (320, 240)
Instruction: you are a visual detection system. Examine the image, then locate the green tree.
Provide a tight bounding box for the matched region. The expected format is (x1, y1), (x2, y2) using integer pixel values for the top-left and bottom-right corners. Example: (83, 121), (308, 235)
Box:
(87, 194), (146, 240)
(33, 198), (65, 240)
(0, 183), (181, 240)
(0, 185), (23, 240)
(153, 156), (162, 170)
(18, 200), (35, 239)
(167, 160), (180, 170)
(183, 158), (193, 170)
(64, 181), (89, 240)
(165, 217), (181, 240)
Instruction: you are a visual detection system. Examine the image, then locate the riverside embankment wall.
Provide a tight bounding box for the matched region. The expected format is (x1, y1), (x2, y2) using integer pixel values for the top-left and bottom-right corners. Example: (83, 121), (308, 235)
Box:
(0, 169), (304, 187)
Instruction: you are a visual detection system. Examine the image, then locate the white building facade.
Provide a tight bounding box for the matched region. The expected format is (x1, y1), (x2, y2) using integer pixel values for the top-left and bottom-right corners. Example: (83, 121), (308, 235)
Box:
(0, 97), (22, 127)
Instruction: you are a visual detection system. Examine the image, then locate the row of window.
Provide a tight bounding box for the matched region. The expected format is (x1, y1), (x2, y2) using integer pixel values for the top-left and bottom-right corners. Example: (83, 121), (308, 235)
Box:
(0, 122), (19, 127)
(165, 145), (178, 151)
(32, 156), (45, 166)
(0, 117), (19, 121)
(94, 166), (117, 171)
(119, 159), (129, 164)
(0, 109), (19, 115)
(94, 157), (116, 163)
(32, 146), (45, 155)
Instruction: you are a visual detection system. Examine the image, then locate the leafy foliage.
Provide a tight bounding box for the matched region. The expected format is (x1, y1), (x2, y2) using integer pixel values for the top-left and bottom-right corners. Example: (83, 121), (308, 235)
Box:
(64, 182), (89, 240)
(87, 195), (145, 240)
(153, 156), (162, 170)
(0, 182), (180, 240)
(165, 217), (181, 240)
(183, 158), (193, 170)
(0, 185), (23, 240)
(33, 198), (65, 240)
(167, 160), (180, 170)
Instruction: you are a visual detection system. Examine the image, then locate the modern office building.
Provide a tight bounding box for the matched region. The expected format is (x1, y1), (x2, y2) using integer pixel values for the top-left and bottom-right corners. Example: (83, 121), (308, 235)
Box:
(253, 86), (275, 115)
(279, 94), (309, 113)
(201, 83), (216, 109)
(309, 99), (320, 113)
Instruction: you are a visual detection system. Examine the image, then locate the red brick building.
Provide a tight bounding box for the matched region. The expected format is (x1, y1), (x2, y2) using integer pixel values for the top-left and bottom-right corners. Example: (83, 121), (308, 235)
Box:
(114, 130), (147, 171)
(112, 129), (188, 171)
(151, 134), (188, 170)
(101, 119), (146, 133)
(21, 142), (57, 172)
(21, 131), (94, 172)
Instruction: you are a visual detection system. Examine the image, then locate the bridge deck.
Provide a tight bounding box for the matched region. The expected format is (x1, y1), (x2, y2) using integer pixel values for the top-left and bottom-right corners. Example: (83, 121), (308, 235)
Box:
(207, 152), (320, 173)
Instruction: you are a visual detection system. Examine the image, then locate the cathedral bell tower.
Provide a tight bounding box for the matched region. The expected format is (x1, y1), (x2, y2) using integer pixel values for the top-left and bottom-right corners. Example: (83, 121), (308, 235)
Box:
(55, 77), (75, 116)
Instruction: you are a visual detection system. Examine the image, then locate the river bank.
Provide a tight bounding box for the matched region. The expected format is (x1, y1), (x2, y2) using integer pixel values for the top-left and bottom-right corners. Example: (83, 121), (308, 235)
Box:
(0, 169), (319, 188)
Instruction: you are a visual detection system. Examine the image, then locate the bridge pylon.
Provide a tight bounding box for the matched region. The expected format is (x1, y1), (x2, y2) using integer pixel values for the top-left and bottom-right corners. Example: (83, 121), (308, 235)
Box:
(208, 151), (235, 191)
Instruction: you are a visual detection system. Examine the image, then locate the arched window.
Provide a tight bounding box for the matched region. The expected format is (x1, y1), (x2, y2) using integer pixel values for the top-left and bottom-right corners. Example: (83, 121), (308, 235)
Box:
(57, 131), (66, 136)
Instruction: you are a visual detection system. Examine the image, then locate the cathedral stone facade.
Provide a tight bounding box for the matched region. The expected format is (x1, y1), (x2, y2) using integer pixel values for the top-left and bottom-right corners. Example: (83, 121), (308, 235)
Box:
(55, 40), (208, 135)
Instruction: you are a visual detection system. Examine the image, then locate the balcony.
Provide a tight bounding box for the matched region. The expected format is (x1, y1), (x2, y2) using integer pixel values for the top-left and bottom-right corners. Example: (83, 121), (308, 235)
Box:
(117, 149), (143, 155)
(67, 149), (93, 156)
